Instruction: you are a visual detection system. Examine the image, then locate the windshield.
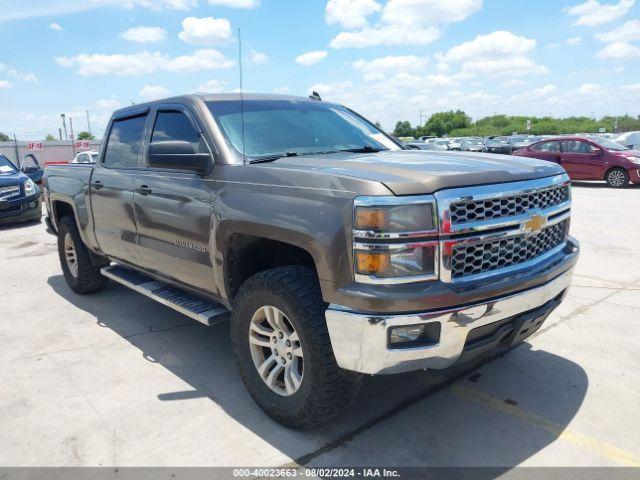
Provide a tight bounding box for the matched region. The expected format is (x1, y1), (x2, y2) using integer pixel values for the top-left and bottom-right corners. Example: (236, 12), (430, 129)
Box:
(207, 99), (400, 161)
(0, 154), (18, 175)
(589, 137), (629, 151)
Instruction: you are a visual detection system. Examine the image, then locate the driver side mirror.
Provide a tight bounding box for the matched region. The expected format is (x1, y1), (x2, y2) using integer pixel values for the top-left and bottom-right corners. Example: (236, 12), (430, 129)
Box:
(21, 165), (39, 173)
(147, 141), (212, 174)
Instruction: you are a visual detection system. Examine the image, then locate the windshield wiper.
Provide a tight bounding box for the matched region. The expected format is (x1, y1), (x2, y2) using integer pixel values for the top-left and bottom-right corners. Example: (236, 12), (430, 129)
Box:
(336, 146), (385, 153)
(248, 152), (299, 164)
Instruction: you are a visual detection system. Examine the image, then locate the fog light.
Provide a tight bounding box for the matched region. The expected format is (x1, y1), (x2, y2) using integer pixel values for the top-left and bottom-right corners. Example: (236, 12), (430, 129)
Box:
(388, 323), (441, 349)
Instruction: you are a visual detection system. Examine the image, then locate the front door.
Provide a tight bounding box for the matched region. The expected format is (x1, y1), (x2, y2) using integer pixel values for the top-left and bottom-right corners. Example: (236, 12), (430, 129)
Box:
(560, 140), (604, 180)
(132, 108), (216, 294)
(90, 113), (148, 261)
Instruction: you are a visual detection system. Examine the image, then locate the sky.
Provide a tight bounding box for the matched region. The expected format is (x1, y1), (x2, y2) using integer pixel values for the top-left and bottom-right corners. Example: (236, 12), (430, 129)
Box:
(1, 0), (639, 139)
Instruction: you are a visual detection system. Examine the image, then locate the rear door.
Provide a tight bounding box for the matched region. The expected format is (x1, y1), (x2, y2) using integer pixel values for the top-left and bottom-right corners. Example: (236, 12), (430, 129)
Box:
(132, 106), (217, 293)
(560, 140), (603, 180)
(527, 141), (562, 164)
(90, 112), (149, 261)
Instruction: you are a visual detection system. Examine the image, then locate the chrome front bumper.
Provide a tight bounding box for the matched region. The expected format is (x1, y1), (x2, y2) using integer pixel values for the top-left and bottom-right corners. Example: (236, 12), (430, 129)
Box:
(325, 267), (575, 375)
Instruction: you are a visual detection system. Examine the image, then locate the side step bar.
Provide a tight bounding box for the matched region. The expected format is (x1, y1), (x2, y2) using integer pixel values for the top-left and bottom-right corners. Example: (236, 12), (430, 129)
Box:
(100, 264), (230, 326)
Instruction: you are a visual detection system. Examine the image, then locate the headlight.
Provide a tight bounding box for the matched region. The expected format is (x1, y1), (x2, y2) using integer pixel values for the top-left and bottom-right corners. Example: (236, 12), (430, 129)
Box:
(354, 242), (437, 281)
(626, 156), (640, 165)
(354, 202), (436, 235)
(353, 195), (439, 284)
(23, 178), (37, 196)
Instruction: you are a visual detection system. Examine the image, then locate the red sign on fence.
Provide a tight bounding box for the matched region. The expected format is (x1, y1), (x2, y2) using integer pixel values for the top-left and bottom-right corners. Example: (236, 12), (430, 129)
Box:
(75, 141), (91, 151)
(27, 141), (44, 151)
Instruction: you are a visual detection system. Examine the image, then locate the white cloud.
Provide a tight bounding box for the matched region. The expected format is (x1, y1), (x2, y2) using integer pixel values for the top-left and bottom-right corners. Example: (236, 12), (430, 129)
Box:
(436, 31), (548, 79)
(510, 84), (557, 102)
(56, 49), (234, 76)
(565, 0), (635, 26)
(571, 83), (604, 95)
(1, 64), (37, 83)
(273, 86), (290, 93)
(0, 80), (13, 89)
(325, 0), (381, 29)
(595, 19), (640, 42)
(121, 26), (167, 43)
(566, 36), (583, 45)
(49, 22), (63, 31)
(196, 79), (226, 92)
(596, 41), (640, 59)
(438, 31), (535, 63)
(295, 50), (328, 66)
(207, 0), (260, 7)
(502, 79), (526, 87)
(178, 16), (233, 45)
(249, 49), (269, 65)
(139, 85), (170, 99)
(94, 98), (123, 110)
(353, 55), (429, 74)
(329, 0), (483, 49)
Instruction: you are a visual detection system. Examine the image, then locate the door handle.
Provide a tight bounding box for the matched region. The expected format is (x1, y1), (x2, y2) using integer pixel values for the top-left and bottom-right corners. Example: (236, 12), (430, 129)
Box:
(91, 180), (104, 190)
(135, 185), (152, 195)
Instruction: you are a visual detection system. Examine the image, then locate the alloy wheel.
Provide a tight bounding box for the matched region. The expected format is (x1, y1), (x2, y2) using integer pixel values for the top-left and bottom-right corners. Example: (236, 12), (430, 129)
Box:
(608, 170), (626, 187)
(248, 305), (304, 396)
(64, 233), (78, 278)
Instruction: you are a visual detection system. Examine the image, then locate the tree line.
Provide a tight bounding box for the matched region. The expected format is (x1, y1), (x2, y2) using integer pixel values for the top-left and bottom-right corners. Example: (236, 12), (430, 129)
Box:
(393, 111), (640, 138)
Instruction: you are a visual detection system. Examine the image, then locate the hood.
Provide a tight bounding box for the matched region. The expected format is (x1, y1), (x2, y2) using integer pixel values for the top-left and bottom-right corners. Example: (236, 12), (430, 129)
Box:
(0, 170), (27, 188)
(269, 150), (565, 195)
(617, 149), (640, 158)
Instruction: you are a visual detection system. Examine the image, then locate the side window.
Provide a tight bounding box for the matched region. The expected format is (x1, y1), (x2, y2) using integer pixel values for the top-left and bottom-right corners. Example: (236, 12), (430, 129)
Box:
(103, 115), (147, 168)
(562, 140), (593, 154)
(22, 155), (39, 169)
(533, 141), (560, 152)
(151, 110), (207, 154)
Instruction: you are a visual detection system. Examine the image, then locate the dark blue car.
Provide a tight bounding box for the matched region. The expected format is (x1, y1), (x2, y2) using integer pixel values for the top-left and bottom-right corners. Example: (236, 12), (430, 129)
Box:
(0, 153), (42, 224)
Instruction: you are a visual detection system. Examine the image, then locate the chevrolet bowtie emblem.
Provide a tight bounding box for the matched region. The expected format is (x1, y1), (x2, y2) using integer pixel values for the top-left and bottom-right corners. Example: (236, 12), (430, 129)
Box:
(523, 214), (546, 234)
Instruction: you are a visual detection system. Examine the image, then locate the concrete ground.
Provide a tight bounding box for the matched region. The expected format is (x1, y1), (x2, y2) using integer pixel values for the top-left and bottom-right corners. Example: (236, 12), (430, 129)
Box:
(1, 182), (639, 468)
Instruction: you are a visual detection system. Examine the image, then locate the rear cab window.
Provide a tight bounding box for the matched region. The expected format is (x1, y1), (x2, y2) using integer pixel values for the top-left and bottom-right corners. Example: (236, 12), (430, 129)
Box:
(103, 114), (148, 168)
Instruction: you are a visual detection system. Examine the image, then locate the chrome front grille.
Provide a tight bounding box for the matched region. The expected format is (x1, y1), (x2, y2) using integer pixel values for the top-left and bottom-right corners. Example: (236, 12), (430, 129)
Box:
(436, 174), (572, 282)
(0, 185), (21, 200)
(449, 184), (569, 225)
(450, 220), (568, 279)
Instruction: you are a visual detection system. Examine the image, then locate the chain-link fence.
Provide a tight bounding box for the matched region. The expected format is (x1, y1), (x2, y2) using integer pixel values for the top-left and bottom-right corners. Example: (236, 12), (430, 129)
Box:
(0, 139), (102, 167)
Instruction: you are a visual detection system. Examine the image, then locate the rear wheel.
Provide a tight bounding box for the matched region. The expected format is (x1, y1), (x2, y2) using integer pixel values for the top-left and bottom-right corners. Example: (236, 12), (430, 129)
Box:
(231, 266), (362, 429)
(57, 216), (108, 294)
(605, 168), (629, 188)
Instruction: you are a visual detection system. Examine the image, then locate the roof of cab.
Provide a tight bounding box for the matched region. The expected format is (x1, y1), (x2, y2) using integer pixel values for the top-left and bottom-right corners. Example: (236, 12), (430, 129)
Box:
(112, 93), (327, 116)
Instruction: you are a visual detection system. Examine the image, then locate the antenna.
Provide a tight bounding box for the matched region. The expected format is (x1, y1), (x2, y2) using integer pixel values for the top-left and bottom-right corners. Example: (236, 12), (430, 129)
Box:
(238, 28), (246, 164)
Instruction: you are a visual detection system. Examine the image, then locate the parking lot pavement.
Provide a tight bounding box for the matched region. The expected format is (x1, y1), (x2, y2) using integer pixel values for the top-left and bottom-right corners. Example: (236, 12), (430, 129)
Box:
(1, 183), (639, 468)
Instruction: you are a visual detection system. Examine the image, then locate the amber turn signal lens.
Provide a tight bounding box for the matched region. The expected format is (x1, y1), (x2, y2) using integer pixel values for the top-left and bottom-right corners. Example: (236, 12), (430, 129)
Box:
(355, 207), (389, 230)
(355, 251), (391, 274)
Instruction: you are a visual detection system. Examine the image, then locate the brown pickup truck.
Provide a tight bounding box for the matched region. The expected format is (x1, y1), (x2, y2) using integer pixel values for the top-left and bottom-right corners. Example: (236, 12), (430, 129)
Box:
(43, 94), (579, 428)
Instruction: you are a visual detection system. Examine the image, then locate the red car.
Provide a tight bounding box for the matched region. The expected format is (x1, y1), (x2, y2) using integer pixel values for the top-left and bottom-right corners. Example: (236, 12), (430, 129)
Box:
(513, 136), (640, 188)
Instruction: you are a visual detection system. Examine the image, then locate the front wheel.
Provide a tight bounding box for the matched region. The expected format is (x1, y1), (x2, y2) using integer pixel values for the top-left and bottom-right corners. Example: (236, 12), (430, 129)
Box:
(605, 168), (629, 188)
(57, 216), (108, 294)
(231, 266), (362, 429)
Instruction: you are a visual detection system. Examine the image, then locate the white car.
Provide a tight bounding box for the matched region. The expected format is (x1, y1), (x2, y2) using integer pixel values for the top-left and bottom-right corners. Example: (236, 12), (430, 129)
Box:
(614, 131), (640, 150)
(71, 151), (99, 164)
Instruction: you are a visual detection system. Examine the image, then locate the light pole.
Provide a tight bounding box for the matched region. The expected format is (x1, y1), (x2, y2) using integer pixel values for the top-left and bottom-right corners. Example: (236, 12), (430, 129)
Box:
(60, 114), (68, 141)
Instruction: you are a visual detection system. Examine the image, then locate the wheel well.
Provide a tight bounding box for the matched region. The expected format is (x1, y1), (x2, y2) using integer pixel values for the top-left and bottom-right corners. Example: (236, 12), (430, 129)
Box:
(52, 201), (75, 226)
(226, 234), (317, 299)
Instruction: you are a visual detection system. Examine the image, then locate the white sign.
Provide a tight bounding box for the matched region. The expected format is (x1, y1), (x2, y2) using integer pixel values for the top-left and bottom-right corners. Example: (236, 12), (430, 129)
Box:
(27, 141), (44, 151)
(75, 141), (91, 151)
(526, 119), (531, 131)
(598, 127), (606, 133)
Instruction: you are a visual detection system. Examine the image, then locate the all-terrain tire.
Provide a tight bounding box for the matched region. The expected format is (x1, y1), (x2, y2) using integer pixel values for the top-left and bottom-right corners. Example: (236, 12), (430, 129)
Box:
(57, 216), (108, 294)
(230, 266), (363, 429)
